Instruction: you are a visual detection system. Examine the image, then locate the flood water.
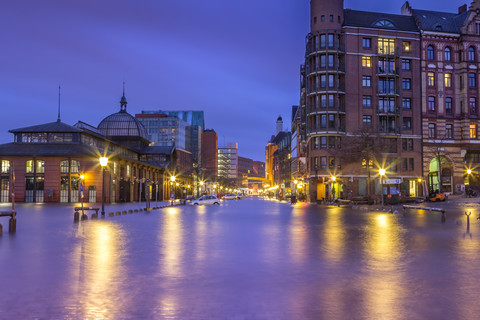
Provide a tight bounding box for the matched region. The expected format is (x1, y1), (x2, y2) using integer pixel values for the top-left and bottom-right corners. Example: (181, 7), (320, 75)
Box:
(1, 198), (480, 319)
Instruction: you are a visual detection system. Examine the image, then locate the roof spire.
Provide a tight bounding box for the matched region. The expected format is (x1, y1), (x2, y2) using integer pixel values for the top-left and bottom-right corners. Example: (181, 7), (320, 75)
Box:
(120, 81), (127, 112)
(57, 85), (61, 122)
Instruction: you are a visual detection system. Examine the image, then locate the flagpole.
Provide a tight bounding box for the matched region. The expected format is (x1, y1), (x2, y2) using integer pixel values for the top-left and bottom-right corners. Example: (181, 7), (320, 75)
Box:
(11, 167), (15, 213)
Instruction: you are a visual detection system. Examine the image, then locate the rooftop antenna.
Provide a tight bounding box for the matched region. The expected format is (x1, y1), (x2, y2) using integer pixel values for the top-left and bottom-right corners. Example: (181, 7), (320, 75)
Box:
(57, 85), (61, 122)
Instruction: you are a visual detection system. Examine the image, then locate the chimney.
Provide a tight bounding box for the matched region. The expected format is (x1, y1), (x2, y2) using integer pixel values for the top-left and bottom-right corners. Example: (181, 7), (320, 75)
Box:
(459, 4), (467, 14)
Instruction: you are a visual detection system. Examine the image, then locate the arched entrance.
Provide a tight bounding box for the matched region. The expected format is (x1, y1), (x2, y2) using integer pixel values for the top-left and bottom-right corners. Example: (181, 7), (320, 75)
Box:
(428, 156), (453, 194)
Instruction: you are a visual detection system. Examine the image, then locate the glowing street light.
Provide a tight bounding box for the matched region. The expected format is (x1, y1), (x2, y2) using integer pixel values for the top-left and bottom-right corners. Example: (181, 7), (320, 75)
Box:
(99, 157), (108, 216)
(379, 168), (386, 209)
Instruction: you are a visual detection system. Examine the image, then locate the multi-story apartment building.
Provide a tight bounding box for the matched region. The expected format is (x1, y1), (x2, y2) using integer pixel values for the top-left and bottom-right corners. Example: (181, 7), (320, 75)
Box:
(253, 161), (265, 178)
(302, 0), (423, 202)
(201, 129), (218, 180)
(402, 1), (480, 194)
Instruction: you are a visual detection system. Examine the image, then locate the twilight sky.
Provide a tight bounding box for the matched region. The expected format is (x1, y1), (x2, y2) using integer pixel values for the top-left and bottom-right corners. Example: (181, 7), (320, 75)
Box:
(0, 0), (468, 161)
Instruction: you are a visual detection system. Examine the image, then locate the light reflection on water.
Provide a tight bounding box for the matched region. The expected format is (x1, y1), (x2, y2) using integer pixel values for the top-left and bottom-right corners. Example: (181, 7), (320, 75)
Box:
(1, 199), (480, 319)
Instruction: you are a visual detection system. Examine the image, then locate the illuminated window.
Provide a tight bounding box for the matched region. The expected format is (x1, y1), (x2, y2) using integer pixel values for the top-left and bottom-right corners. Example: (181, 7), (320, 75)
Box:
(378, 38), (395, 54)
(60, 160), (69, 173)
(1, 160), (10, 173)
(36, 160), (45, 174)
(403, 41), (411, 52)
(127, 165), (130, 177)
(26, 160), (34, 173)
(362, 56), (371, 67)
(71, 160), (80, 173)
(470, 124), (477, 139)
(445, 73), (452, 87)
(428, 72), (435, 87)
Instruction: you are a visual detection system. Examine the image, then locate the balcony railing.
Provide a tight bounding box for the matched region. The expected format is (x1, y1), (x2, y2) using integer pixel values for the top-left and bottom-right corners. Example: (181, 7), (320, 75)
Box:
(377, 67), (399, 76)
(306, 65), (346, 74)
(376, 46), (400, 56)
(377, 87), (400, 95)
(307, 126), (346, 135)
(377, 106), (399, 114)
(378, 127), (401, 135)
(307, 85), (346, 94)
(306, 43), (346, 55)
(306, 104), (346, 114)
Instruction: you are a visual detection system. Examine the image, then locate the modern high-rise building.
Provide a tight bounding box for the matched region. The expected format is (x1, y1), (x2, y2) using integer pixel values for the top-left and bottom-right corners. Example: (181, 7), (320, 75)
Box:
(218, 142), (238, 180)
(138, 110), (204, 164)
(201, 129), (218, 180)
(301, 0), (423, 201)
(136, 113), (188, 149)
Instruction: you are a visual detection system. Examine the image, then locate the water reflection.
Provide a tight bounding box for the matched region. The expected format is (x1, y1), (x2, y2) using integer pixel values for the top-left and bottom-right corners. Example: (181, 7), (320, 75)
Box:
(69, 221), (126, 319)
(321, 208), (346, 263)
(364, 213), (406, 319)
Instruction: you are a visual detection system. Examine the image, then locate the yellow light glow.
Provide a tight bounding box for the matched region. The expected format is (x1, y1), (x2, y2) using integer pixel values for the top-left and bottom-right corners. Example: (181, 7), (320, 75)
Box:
(379, 168), (386, 176)
(467, 169), (472, 175)
(187, 185), (191, 188)
(176, 183), (179, 186)
(99, 157), (108, 167)
(331, 176), (336, 182)
(294, 180), (298, 185)
(418, 178), (422, 183)
(80, 174), (85, 180)
(200, 181), (204, 186)
(170, 176), (176, 182)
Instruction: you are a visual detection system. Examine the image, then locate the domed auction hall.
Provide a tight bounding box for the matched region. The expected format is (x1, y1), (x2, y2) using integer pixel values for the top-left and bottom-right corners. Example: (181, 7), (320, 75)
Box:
(98, 91), (148, 141)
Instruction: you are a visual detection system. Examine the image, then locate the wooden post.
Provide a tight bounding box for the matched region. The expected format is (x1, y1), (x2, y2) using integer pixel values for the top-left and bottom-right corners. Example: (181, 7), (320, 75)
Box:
(74, 211), (80, 223)
(9, 217), (16, 233)
(0, 224), (3, 236)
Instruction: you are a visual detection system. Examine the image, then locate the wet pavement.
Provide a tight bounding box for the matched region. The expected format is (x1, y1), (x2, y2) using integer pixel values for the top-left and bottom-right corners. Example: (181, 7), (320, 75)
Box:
(1, 197), (479, 319)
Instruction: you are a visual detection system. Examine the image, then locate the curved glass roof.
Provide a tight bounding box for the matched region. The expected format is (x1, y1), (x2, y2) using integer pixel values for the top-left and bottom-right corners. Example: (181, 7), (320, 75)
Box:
(98, 112), (148, 139)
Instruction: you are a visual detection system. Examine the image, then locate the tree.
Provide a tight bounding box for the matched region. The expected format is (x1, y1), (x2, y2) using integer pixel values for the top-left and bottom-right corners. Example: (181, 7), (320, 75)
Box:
(335, 126), (383, 198)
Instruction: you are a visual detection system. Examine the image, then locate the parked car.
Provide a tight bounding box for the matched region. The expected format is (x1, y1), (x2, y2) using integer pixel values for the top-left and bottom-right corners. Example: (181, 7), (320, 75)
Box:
(189, 195), (220, 205)
(223, 193), (238, 200)
(236, 193), (243, 199)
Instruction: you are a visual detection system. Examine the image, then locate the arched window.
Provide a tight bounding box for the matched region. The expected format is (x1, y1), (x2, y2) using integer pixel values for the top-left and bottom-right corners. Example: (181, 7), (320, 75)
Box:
(469, 46), (476, 61)
(444, 47), (451, 61)
(374, 20), (395, 28)
(427, 45), (434, 60)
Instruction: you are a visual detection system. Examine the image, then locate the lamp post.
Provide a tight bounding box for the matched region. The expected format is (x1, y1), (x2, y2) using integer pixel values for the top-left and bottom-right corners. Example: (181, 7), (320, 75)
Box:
(170, 176), (175, 204)
(200, 180), (204, 195)
(331, 176), (336, 201)
(100, 157), (108, 217)
(379, 168), (386, 209)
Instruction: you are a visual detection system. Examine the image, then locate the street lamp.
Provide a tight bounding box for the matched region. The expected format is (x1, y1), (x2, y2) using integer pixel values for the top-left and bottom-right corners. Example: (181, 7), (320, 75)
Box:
(99, 157), (108, 217)
(379, 168), (386, 209)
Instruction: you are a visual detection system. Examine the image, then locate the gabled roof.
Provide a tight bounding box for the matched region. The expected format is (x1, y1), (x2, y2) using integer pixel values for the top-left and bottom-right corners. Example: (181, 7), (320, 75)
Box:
(344, 9), (418, 32)
(412, 9), (468, 33)
(9, 121), (83, 133)
(0, 143), (97, 157)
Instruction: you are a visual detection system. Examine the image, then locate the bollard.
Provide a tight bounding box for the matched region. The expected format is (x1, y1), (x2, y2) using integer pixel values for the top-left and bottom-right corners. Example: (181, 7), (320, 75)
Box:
(128, 210), (133, 214)
(74, 211), (80, 223)
(115, 211), (121, 216)
(465, 212), (471, 229)
(122, 211), (127, 215)
(108, 212), (114, 217)
(0, 223), (2, 235)
(9, 218), (16, 233)
(441, 212), (446, 223)
(91, 213), (98, 220)
(134, 209), (138, 213)
(81, 214), (88, 221)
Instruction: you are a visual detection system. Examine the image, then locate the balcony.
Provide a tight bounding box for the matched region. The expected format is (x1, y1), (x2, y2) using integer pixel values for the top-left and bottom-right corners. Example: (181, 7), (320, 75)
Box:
(377, 87), (399, 96)
(377, 67), (399, 76)
(379, 127), (401, 135)
(306, 65), (346, 74)
(376, 46), (400, 56)
(307, 85), (346, 95)
(306, 43), (345, 55)
(306, 104), (346, 115)
(307, 126), (346, 135)
(377, 106), (399, 115)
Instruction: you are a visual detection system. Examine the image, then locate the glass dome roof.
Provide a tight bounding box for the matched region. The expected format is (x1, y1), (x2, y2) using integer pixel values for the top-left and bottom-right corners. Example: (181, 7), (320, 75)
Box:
(97, 93), (148, 140)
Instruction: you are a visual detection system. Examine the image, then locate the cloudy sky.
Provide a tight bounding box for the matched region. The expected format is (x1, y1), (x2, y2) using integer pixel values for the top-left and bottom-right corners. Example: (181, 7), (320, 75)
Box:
(0, 0), (468, 161)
